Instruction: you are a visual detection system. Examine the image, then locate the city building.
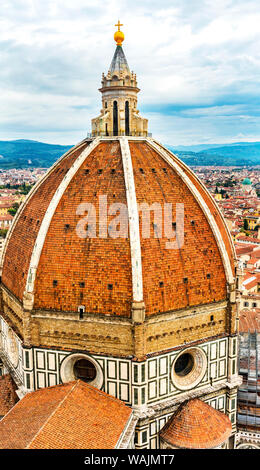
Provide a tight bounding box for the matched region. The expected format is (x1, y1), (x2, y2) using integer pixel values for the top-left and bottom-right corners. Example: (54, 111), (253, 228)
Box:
(236, 309), (260, 449)
(0, 24), (242, 449)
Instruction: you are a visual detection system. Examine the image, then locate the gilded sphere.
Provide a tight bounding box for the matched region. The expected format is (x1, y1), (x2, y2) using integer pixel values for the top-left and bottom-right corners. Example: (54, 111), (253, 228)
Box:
(114, 30), (124, 45)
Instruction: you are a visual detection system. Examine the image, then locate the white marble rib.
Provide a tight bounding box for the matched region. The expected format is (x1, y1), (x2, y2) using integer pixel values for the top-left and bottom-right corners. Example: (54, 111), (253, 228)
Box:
(119, 137), (143, 302)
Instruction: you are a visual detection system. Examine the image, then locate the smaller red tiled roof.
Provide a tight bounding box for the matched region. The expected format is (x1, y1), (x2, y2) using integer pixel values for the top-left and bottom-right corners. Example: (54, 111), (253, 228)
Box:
(0, 380), (132, 449)
(0, 214), (13, 221)
(253, 248), (260, 259)
(245, 280), (258, 290)
(0, 374), (18, 417)
(235, 245), (255, 256)
(236, 236), (260, 245)
(248, 258), (258, 265)
(243, 271), (256, 280)
(239, 309), (260, 333)
(160, 398), (232, 449)
(243, 273), (260, 291)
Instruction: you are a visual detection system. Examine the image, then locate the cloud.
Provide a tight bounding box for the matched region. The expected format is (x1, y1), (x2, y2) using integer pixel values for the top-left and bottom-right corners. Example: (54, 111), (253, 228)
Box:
(0, 0), (260, 145)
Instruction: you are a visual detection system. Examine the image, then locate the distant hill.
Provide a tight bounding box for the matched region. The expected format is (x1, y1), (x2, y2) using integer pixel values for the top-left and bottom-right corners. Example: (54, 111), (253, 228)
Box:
(169, 141), (260, 166)
(0, 140), (72, 169)
(0, 139), (259, 169)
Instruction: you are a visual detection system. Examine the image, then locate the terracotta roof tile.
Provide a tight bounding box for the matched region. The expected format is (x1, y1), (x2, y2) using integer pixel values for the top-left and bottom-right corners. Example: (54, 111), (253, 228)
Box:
(0, 374), (18, 417)
(130, 142), (230, 314)
(239, 309), (260, 333)
(0, 380), (132, 449)
(160, 398), (232, 449)
(2, 139), (234, 317)
(2, 142), (89, 301)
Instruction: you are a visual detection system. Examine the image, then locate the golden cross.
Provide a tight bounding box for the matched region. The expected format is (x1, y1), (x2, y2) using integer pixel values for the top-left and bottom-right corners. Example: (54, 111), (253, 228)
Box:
(115, 20), (123, 31)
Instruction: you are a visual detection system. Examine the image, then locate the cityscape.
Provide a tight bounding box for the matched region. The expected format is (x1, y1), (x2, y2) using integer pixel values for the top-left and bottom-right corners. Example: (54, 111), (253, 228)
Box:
(0, 0), (260, 457)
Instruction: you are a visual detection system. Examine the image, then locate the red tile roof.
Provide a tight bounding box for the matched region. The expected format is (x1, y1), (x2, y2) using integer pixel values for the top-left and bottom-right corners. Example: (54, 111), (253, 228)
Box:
(2, 139), (235, 318)
(2, 142), (89, 302)
(239, 309), (260, 333)
(253, 248), (260, 259)
(235, 245), (255, 256)
(160, 398), (232, 449)
(0, 380), (132, 449)
(0, 374), (18, 417)
(0, 214), (13, 221)
(243, 273), (260, 291)
(248, 258), (258, 265)
(130, 142), (232, 314)
(236, 235), (260, 245)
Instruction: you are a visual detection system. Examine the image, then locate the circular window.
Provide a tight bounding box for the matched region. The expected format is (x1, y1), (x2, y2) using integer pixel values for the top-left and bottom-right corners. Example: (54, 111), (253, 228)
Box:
(73, 359), (97, 383)
(174, 353), (194, 377)
(171, 348), (207, 391)
(60, 353), (103, 389)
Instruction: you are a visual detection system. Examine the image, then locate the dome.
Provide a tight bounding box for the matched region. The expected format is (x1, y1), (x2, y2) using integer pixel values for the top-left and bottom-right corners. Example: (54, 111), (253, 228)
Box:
(0, 24), (240, 453)
(242, 178), (252, 185)
(1, 137), (235, 317)
(160, 398), (232, 448)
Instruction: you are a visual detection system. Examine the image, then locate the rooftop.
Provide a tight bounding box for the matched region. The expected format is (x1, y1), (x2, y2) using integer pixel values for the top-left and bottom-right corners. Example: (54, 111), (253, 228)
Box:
(0, 374), (18, 417)
(0, 380), (132, 449)
(242, 178), (252, 185)
(109, 45), (130, 77)
(2, 138), (235, 318)
(160, 398), (232, 449)
(239, 309), (260, 333)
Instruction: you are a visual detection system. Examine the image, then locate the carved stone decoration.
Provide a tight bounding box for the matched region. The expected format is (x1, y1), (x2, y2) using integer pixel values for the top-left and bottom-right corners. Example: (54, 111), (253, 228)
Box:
(7, 327), (19, 368)
(171, 347), (207, 391)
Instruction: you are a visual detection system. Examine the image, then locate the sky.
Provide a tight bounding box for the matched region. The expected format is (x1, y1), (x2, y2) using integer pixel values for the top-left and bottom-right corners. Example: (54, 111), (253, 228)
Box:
(1, 0), (260, 146)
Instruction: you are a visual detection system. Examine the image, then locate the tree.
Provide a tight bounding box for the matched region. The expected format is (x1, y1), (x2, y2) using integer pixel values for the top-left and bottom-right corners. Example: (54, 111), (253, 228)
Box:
(8, 202), (20, 216)
(19, 183), (33, 195)
(0, 229), (8, 238)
